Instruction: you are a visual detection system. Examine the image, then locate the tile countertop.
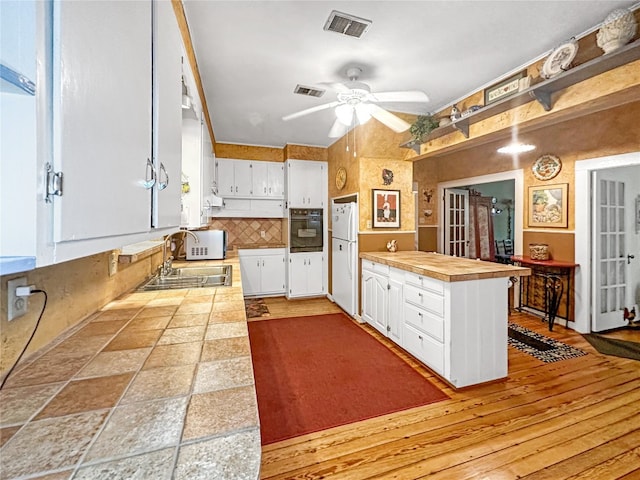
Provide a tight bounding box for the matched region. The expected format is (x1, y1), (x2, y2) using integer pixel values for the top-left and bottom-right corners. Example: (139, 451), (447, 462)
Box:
(360, 251), (531, 282)
(0, 257), (261, 480)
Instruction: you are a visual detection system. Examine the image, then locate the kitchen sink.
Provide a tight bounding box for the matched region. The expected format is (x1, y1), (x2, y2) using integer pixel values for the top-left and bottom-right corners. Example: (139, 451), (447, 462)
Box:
(138, 264), (232, 291)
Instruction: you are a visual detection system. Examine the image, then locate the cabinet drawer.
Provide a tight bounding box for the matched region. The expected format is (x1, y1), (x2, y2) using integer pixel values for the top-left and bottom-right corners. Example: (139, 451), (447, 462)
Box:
(404, 303), (444, 342)
(362, 260), (390, 276)
(402, 323), (444, 374)
(405, 271), (444, 295)
(404, 284), (444, 316)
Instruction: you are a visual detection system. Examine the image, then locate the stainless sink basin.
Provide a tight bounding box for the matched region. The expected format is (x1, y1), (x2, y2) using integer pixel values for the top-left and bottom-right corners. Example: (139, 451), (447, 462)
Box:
(138, 264), (232, 291)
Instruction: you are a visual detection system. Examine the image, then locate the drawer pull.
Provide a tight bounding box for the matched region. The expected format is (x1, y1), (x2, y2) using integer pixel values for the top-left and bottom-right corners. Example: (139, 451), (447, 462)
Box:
(418, 312), (423, 318)
(418, 292), (423, 298)
(418, 335), (423, 340)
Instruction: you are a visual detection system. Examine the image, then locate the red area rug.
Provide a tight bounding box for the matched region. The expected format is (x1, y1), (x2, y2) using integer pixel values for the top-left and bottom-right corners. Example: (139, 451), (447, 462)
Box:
(248, 313), (449, 445)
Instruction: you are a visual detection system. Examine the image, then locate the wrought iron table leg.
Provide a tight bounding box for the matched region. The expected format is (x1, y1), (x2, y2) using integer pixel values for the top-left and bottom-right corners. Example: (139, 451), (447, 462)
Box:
(545, 275), (564, 331)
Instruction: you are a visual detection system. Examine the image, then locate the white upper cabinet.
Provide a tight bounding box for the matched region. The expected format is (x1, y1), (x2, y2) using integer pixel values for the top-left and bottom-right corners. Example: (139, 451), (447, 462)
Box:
(252, 161), (284, 198)
(215, 159), (284, 199)
(52, 0), (153, 242)
(286, 160), (326, 208)
(216, 158), (252, 197)
(0, 0), (186, 272)
(152, 0), (183, 229)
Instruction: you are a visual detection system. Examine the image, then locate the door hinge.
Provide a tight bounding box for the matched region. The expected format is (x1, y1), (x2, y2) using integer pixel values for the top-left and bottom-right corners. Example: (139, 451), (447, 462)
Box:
(386, 325), (391, 332)
(45, 162), (63, 203)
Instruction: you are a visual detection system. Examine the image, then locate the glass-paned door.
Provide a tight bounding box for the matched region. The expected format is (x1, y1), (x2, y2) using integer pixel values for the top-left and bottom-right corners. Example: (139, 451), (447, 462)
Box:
(592, 171), (628, 331)
(444, 189), (469, 257)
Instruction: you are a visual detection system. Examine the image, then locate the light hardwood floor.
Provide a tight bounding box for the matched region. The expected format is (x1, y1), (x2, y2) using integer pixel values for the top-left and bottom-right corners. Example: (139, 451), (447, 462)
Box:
(251, 298), (640, 480)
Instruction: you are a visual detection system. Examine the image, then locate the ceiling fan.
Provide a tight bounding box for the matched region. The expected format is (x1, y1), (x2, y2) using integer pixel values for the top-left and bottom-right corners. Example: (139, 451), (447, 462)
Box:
(282, 67), (429, 138)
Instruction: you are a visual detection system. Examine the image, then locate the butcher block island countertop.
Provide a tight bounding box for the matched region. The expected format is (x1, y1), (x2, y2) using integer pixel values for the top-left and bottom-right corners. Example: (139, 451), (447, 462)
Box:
(360, 251), (531, 281)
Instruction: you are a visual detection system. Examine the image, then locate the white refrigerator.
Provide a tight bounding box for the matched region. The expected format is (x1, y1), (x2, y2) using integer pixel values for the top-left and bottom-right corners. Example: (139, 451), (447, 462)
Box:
(332, 202), (358, 317)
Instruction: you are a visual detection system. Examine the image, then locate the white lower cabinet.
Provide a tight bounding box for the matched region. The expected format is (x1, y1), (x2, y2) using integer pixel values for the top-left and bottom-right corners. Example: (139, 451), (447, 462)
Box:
(361, 261), (402, 344)
(362, 260), (509, 388)
(287, 252), (325, 298)
(239, 248), (286, 297)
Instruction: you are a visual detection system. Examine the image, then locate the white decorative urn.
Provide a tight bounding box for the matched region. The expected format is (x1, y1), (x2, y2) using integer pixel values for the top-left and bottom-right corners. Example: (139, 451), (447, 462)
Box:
(596, 8), (637, 54)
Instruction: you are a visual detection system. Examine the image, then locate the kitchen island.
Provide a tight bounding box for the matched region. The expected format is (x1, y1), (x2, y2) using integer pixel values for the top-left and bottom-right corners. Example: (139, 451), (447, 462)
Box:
(360, 251), (531, 389)
(0, 256), (261, 480)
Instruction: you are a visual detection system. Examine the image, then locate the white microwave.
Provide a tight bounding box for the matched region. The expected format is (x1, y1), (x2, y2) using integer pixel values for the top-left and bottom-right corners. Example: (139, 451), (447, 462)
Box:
(185, 230), (227, 260)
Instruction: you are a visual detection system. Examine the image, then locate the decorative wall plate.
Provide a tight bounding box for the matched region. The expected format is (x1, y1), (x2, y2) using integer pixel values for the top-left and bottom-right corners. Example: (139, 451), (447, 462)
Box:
(335, 166), (347, 190)
(532, 154), (562, 181)
(541, 39), (578, 79)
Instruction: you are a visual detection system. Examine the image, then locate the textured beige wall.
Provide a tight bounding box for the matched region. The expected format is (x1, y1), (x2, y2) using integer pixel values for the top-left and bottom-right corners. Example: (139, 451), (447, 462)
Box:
(413, 100), (640, 258)
(1, 250), (161, 376)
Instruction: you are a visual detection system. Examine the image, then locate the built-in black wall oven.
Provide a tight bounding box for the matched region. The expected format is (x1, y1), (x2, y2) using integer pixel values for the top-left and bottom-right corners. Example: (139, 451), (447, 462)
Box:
(289, 209), (323, 253)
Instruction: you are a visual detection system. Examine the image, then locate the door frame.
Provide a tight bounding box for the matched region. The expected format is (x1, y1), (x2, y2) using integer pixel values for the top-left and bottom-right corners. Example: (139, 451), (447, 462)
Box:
(437, 169), (524, 255)
(574, 151), (640, 333)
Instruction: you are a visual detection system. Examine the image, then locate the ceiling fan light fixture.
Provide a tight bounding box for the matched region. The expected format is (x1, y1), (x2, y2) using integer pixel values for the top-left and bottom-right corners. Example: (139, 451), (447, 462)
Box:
(497, 143), (536, 154)
(354, 103), (372, 125)
(335, 104), (354, 125)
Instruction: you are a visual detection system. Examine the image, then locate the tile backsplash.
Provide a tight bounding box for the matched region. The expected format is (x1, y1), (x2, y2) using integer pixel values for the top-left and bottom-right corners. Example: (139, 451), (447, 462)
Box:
(207, 218), (284, 248)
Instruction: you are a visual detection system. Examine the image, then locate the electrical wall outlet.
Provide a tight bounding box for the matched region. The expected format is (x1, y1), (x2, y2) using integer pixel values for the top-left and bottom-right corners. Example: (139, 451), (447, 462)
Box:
(260, 230), (266, 239)
(108, 251), (118, 277)
(8, 277), (28, 321)
(366, 220), (372, 229)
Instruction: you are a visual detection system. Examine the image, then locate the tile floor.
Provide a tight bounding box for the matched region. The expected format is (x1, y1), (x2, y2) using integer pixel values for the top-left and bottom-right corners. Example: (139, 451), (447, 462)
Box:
(0, 261), (260, 480)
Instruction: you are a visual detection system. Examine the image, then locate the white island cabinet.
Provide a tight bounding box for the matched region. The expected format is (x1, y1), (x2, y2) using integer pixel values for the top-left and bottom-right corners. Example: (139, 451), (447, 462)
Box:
(360, 252), (530, 388)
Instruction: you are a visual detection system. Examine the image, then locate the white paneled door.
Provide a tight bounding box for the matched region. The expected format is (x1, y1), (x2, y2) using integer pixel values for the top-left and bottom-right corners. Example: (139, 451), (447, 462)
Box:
(444, 189), (469, 257)
(592, 171), (631, 331)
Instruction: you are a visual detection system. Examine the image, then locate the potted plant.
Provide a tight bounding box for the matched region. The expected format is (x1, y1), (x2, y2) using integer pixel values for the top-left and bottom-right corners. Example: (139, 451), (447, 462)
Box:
(409, 114), (440, 144)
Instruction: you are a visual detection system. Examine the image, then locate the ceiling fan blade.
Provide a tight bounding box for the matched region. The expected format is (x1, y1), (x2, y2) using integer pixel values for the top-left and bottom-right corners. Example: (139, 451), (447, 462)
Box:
(368, 90), (429, 103)
(282, 101), (340, 121)
(317, 81), (350, 93)
(368, 104), (411, 133)
(328, 118), (349, 138)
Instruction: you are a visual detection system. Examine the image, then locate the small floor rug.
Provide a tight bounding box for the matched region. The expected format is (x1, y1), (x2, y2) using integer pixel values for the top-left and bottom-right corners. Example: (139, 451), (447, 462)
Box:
(508, 323), (587, 363)
(582, 334), (640, 361)
(248, 313), (449, 445)
(244, 298), (270, 319)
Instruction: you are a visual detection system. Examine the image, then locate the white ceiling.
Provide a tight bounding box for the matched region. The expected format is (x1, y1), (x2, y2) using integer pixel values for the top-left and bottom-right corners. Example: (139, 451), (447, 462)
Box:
(183, 1), (636, 149)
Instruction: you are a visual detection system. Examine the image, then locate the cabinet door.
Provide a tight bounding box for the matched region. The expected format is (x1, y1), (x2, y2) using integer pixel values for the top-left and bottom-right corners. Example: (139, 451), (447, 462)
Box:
(261, 254), (286, 294)
(240, 255), (262, 296)
(361, 269), (376, 325)
(53, 1), (152, 241)
(216, 159), (235, 197)
(288, 255), (307, 297)
(251, 161), (269, 197)
(152, 0), (182, 229)
(306, 253), (324, 295)
(267, 162), (284, 198)
(287, 161), (306, 207)
(180, 117), (203, 228)
(387, 276), (403, 344)
(370, 273), (389, 336)
(306, 162), (325, 208)
(235, 161), (253, 196)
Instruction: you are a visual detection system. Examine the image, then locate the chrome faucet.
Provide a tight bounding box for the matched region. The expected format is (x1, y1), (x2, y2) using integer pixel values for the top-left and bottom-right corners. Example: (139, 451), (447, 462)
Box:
(160, 230), (200, 276)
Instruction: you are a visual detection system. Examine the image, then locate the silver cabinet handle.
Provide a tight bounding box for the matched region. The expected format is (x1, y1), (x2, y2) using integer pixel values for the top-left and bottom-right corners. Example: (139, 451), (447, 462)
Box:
(262, 260), (265, 267)
(418, 312), (423, 318)
(158, 162), (169, 191)
(230, 185), (233, 193)
(236, 186), (238, 193)
(418, 335), (423, 340)
(143, 158), (156, 189)
(257, 260), (260, 267)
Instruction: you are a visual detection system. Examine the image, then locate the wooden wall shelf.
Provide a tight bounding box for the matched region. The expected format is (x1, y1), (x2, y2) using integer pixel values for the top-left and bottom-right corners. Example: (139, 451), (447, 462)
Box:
(401, 39), (640, 153)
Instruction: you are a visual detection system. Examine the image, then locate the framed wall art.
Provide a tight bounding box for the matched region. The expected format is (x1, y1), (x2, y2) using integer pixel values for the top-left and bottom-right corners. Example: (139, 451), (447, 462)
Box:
(484, 70), (526, 105)
(372, 189), (400, 228)
(528, 183), (568, 228)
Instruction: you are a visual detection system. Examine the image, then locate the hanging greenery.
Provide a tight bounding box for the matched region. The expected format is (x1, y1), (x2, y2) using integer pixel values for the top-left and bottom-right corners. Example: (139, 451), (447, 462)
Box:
(409, 114), (440, 144)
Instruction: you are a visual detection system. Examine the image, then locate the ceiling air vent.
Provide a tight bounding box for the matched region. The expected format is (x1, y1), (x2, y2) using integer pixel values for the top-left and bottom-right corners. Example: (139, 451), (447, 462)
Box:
(323, 10), (372, 38)
(294, 84), (325, 98)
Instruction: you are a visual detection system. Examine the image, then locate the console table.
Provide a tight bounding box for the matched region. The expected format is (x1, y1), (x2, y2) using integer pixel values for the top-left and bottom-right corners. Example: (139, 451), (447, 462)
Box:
(511, 256), (579, 331)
